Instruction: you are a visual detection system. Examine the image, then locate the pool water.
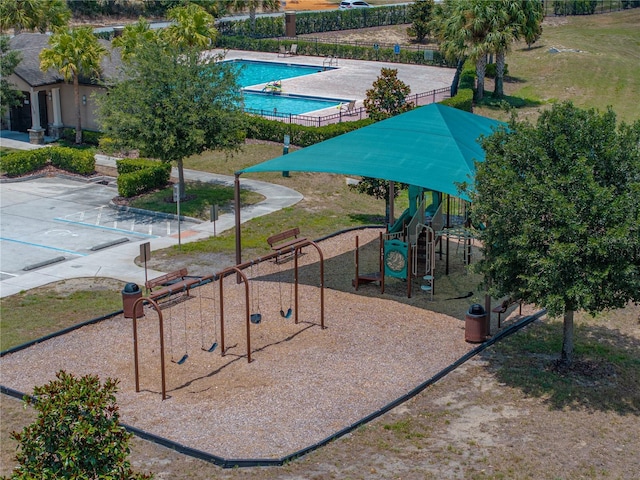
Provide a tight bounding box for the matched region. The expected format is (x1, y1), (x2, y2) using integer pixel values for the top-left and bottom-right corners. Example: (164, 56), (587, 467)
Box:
(227, 59), (326, 88)
(243, 92), (344, 115)
(223, 59), (346, 115)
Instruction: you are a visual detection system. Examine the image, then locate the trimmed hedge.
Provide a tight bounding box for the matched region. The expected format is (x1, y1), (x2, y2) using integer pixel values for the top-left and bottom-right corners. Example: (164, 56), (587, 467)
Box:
(116, 158), (171, 198)
(216, 5), (411, 39)
(439, 88), (474, 112)
(49, 147), (96, 175)
(244, 115), (373, 147)
(0, 149), (49, 176)
(217, 36), (451, 67)
(62, 128), (103, 146)
(0, 147), (95, 177)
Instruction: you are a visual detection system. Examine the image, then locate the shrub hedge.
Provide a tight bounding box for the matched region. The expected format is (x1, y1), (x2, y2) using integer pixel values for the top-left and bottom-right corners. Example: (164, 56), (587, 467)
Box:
(49, 147), (96, 175)
(217, 36), (450, 67)
(62, 128), (103, 146)
(116, 158), (171, 198)
(439, 88), (474, 112)
(244, 114), (373, 147)
(216, 5), (411, 39)
(0, 147), (95, 177)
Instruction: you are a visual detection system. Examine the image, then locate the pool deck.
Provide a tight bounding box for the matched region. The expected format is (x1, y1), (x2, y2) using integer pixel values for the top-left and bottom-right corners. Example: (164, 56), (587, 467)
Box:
(215, 49), (455, 116)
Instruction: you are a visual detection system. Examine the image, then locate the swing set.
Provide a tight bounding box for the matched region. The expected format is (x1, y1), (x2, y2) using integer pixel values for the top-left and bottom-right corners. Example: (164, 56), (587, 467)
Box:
(130, 239), (326, 400)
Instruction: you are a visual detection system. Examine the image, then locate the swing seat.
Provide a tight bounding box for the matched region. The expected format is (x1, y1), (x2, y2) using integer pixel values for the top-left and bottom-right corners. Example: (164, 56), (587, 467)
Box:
(202, 342), (217, 353)
(280, 308), (292, 319)
(173, 354), (188, 365)
(250, 313), (262, 324)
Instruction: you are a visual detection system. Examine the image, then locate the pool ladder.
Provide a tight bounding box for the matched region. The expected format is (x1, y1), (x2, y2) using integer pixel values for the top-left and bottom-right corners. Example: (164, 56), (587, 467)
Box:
(323, 56), (338, 68)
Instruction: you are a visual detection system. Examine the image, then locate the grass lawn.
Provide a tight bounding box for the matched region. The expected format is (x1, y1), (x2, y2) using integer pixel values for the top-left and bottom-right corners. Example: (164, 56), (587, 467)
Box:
(474, 9), (640, 123)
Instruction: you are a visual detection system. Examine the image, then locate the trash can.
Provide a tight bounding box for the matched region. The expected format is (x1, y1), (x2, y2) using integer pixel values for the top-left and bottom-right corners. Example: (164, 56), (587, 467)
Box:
(122, 283), (143, 319)
(465, 304), (488, 343)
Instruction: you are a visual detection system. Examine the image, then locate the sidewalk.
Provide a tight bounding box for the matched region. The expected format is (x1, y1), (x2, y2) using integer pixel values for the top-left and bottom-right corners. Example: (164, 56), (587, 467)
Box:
(0, 133), (303, 298)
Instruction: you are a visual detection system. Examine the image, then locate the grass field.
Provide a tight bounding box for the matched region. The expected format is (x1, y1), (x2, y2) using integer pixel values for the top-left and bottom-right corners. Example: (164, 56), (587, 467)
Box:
(1, 9), (639, 480)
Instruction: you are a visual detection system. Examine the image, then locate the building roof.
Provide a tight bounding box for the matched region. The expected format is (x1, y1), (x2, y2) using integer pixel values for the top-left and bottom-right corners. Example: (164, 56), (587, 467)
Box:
(9, 33), (122, 88)
(240, 103), (505, 200)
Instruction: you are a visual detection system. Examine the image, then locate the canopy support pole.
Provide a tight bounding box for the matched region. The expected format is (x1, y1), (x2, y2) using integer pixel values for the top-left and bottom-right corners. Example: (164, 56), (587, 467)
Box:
(234, 173), (242, 281)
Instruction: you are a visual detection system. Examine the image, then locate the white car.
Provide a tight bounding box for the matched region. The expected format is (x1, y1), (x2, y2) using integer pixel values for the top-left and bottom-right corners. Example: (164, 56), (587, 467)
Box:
(339, 1), (371, 9)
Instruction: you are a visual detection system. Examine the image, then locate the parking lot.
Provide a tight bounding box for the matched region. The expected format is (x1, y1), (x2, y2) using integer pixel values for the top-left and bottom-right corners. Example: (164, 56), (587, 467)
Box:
(0, 176), (196, 281)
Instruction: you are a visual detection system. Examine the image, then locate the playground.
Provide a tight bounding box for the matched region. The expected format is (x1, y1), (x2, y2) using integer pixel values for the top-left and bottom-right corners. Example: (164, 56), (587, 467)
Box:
(0, 228), (535, 463)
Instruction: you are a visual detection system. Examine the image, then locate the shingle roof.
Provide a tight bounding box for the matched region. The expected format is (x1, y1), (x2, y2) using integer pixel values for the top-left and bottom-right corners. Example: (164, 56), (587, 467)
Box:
(9, 33), (122, 87)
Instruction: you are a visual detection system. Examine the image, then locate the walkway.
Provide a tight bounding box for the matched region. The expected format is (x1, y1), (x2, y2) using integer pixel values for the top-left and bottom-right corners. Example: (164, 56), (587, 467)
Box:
(0, 133), (303, 298)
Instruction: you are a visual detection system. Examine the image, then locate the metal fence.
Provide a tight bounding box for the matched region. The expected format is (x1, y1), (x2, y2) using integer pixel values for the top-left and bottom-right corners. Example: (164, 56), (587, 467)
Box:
(244, 86), (451, 127)
(542, 0), (639, 15)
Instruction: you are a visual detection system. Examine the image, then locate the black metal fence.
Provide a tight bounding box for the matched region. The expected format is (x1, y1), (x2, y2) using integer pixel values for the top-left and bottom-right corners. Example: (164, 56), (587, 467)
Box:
(542, 0), (640, 15)
(244, 86), (451, 127)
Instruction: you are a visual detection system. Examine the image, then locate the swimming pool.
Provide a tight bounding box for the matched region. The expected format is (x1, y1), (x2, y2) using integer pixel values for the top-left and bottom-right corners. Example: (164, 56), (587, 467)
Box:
(223, 59), (346, 115)
(226, 59), (329, 88)
(243, 91), (345, 115)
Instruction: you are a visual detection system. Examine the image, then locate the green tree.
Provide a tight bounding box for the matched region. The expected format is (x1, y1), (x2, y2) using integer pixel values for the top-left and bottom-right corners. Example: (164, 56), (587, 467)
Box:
(520, 0), (543, 49)
(406, 0), (435, 43)
(472, 102), (640, 367)
(355, 67), (412, 225)
(0, 0), (70, 34)
(112, 18), (156, 62)
(7, 370), (151, 479)
(486, 0), (543, 97)
(0, 34), (22, 116)
(224, 0), (281, 35)
(39, 26), (108, 144)
(165, 3), (218, 49)
(349, 178), (407, 225)
(363, 67), (411, 122)
(97, 41), (246, 200)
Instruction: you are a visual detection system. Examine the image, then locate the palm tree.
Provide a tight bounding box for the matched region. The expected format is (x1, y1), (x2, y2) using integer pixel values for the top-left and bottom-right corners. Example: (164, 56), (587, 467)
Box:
(165, 3), (218, 50)
(486, 0), (543, 97)
(0, 0), (70, 34)
(40, 27), (107, 144)
(434, 0), (496, 101)
(486, 0), (522, 98)
(112, 18), (157, 62)
(224, 0), (281, 35)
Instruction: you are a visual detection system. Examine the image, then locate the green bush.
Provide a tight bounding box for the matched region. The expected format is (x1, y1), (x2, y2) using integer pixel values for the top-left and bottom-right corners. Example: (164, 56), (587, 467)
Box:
(216, 5), (411, 38)
(0, 147), (95, 177)
(62, 128), (103, 146)
(485, 63), (509, 78)
(244, 115), (373, 147)
(217, 35), (451, 67)
(553, 0), (597, 14)
(439, 88), (474, 112)
(48, 146), (95, 175)
(8, 371), (151, 480)
(459, 61), (476, 90)
(116, 158), (171, 198)
(0, 150), (49, 176)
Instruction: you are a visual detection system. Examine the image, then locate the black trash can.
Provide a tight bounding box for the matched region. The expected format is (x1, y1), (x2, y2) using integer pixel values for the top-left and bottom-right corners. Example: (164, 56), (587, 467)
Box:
(465, 304), (488, 343)
(122, 283), (143, 319)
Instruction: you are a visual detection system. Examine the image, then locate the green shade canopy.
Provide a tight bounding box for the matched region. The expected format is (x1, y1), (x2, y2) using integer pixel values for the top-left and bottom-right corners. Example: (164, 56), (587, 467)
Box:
(239, 103), (505, 200)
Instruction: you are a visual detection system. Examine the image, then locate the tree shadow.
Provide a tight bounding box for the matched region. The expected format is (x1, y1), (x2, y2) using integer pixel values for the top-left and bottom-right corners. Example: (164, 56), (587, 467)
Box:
(481, 318), (640, 415)
(516, 44), (546, 52)
(477, 93), (543, 110)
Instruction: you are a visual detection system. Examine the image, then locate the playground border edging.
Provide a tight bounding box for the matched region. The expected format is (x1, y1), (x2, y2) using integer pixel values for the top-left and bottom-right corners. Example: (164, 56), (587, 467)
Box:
(1, 307), (547, 468)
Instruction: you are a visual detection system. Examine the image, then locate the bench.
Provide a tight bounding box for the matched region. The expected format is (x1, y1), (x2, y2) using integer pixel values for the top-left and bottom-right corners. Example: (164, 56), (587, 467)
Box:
(145, 267), (201, 301)
(492, 298), (522, 328)
(267, 227), (307, 254)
